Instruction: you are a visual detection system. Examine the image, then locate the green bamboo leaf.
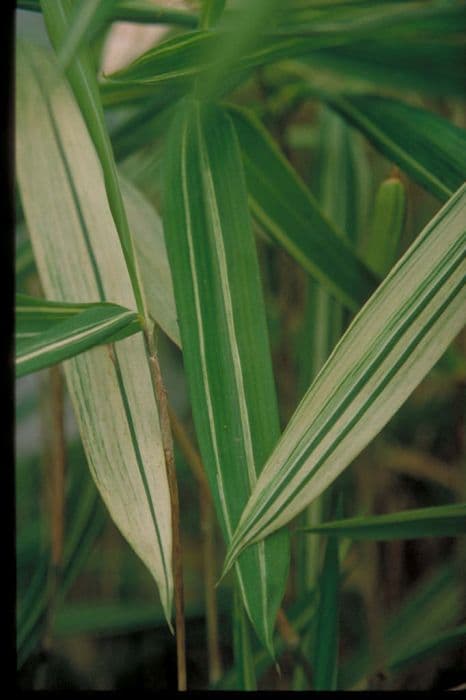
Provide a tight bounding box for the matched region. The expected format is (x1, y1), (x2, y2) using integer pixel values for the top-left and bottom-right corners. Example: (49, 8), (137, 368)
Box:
(16, 40), (173, 623)
(233, 590), (257, 690)
(326, 95), (466, 202)
(103, 4), (466, 98)
(16, 298), (142, 378)
(56, 0), (118, 70)
(200, 0), (226, 29)
(303, 503), (466, 541)
(223, 184), (466, 573)
(228, 105), (378, 311)
(363, 175), (405, 278)
(312, 533), (340, 690)
(306, 40), (466, 98)
(16, 293), (129, 336)
(163, 98), (289, 654)
(18, 0), (198, 28)
(16, 227), (36, 285)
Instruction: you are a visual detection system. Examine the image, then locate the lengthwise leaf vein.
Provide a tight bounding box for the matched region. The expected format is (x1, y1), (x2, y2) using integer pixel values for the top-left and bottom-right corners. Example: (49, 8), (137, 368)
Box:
(233, 230), (465, 544)
(21, 43), (171, 598)
(194, 101), (270, 647)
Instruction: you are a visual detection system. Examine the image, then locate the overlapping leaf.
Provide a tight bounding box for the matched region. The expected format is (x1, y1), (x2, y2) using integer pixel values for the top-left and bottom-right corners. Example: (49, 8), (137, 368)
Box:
(326, 94), (466, 201)
(228, 105), (377, 311)
(16, 40), (173, 621)
(163, 99), (289, 654)
(15, 179), (180, 348)
(104, 3), (466, 98)
(223, 184), (466, 572)
(41, 0), (146, 315)
(16, 295), (142, 377)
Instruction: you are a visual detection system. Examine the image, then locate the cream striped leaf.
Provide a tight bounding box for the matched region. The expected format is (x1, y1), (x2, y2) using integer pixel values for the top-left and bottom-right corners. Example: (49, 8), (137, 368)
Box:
(16, 40), (173, 623)
(16, 297), (142, 377)
(223, 183), (466, 573)
(15, 178), (181, 349)
(163, 99), (289, 654)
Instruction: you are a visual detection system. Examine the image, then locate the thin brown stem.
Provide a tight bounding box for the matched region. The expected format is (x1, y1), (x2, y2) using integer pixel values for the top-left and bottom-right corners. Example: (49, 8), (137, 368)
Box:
(146, 338), (186, 691)
(167, 405), (223, 684)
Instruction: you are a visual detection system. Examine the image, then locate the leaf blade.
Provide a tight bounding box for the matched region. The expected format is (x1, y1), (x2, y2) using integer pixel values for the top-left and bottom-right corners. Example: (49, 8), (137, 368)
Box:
(163, 98), (289, 653)
(228, 105), (378, 311)
(16, 299), (142, 377)
(224, 184), (466, 571)
(302, 503), (466, 541)
(326, 94), (466, 202)
(16, 40), (173, 622)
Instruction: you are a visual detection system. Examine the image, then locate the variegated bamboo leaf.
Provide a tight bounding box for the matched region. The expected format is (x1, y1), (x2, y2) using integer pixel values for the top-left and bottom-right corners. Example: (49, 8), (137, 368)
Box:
(163, 98), (289, 654)
(16, 295), (142, 377)
(223, 184), (466, 573)
(16, 40), (173, 622)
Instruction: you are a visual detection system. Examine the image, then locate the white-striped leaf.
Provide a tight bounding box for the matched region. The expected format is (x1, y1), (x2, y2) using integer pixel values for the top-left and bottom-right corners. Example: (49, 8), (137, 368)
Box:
(16, 40), (173, 622)
(223, 184), (466, 573)
(15, 179), (181, 349)
(163, 99), (289, 654)
(16, 295), (142, 377)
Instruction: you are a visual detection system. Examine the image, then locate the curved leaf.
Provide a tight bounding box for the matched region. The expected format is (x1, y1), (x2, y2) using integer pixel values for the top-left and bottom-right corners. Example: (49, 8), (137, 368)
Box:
(16, 297), (142, 377)
(224, 184), (466, 573)
(16, 40), (173, 622)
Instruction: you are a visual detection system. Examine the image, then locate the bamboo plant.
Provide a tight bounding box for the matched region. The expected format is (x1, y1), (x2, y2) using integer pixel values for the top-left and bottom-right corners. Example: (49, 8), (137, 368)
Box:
(15, 0), (466, 691)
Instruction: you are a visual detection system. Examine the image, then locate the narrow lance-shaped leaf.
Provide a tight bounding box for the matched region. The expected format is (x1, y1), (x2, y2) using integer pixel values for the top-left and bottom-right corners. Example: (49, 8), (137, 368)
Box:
(233, 589), (257, 690)
(223, 184), (466, 572)
(18, 0), (199, 27)
(16, 40), (173, 622)
(15, 178), (181, 349)
(228, 105), (378, 311)
(303, 503), (466, 541)
(163, 99), (289, 654)
(325, 94), (466, 202)
(312, 529), (340, 690)
(104, 3), (466, 98)
(200, 0), (226, 29)
(41, 0), (147, 317)
(16, 293), (138, 336)
(16, 297), (142, 378)
(56, 0), (119, 71)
